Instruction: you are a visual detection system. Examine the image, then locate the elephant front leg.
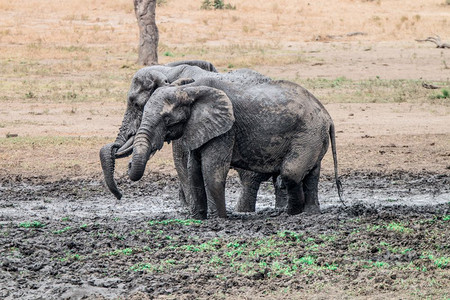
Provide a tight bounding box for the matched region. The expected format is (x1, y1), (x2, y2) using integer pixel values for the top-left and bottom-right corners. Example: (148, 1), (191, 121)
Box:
(173, 141), (190, 207)
(200, 134), (234, 218)
(187, 152), (208, 220)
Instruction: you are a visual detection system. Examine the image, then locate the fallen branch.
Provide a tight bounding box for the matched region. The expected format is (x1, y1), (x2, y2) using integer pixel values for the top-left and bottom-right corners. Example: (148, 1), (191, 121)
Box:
(416, 35), (450, 49)
(421, 82), (440, 89)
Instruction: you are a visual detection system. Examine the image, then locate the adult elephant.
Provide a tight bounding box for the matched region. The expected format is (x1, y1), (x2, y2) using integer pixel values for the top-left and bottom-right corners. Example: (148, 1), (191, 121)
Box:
(99, 61), (284, 211)
(127, 74), (342, 219)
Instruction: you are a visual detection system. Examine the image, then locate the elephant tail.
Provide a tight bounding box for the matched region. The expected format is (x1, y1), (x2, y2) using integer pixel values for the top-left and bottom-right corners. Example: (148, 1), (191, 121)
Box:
(329, 123), (345, 207)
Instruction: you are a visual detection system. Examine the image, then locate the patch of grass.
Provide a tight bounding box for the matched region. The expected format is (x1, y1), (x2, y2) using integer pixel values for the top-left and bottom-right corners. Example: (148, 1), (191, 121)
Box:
(131, 259), (177, 272)
(294, 77), (450, 104)
(19, 221), (45, 228)
(201, 0), (236, 10)
(386, 221), (412, 233)
(421, 254), (450, 268)
(53, 226), (71, 234)
(59, 252), (83, 262)
(163, 51), (174, 57)
(106, 248), (133, 256)
(432, 88), (450, 99)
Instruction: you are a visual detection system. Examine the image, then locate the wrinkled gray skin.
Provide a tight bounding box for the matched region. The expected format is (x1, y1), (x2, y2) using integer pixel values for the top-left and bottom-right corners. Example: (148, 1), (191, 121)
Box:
(127, 72), (342, 219)
(99, 60), (284, 211)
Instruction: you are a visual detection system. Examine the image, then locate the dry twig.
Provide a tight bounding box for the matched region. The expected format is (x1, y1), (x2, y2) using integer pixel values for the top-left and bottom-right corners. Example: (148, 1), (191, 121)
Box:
(416, 35), (450, 49)
(422, 82), (440, 90)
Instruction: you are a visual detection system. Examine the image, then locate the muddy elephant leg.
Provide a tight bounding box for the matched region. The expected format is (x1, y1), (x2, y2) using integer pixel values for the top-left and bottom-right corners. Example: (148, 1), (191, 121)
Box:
(281, 178), (305, 215)
(281, 148), (318, 215)
(173, 141), (190, 207)
(273, 175), (287, 209)
(303, 163), (321, 214)
(187, 151), (208, 220)
(200, 135), (234, 218)
(235, 170), (270, 212)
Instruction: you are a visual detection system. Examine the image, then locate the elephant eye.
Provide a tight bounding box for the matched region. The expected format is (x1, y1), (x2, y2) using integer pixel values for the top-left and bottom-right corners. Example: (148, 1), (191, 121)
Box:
(163, 115), (174, 126)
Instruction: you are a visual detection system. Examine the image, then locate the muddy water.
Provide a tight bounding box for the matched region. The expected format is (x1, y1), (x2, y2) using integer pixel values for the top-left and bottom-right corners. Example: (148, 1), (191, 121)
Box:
(1, 172), (448, 221)
(0, 171), (449, 299)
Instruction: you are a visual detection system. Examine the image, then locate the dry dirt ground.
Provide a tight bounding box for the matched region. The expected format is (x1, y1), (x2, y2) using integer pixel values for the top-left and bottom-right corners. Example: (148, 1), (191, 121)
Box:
(0, 0), (450, 299)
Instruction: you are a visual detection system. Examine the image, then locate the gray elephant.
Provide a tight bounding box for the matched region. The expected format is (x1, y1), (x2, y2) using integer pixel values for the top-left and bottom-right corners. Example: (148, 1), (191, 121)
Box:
(99, 61), (285, 211)
(126, 72), (342, 219)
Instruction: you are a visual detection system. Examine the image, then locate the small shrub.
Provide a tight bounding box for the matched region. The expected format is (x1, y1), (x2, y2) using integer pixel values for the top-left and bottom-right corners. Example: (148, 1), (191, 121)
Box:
(25, 91), (35, 99)
(156, 0), (167, 6)
(435, 89), (449, 99)
(201, 0), (236, 10)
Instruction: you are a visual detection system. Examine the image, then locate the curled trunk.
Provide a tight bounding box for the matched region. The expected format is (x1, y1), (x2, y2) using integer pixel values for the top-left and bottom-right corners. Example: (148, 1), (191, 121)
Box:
(128, 133), (151, 182)
(99, 143), (122, 200)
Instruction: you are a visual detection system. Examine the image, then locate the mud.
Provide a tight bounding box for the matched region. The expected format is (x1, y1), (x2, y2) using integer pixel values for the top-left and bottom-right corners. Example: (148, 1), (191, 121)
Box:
(0, 171), (449, 299)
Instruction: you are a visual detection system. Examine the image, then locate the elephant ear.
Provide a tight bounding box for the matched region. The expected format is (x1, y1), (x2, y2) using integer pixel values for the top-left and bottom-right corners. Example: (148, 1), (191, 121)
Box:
(180, 86), (235, 151)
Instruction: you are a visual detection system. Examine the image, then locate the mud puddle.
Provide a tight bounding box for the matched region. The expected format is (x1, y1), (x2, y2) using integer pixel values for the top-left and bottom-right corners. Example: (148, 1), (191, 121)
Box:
(0, 172), (448, 221)
(0, 171), (449, 299)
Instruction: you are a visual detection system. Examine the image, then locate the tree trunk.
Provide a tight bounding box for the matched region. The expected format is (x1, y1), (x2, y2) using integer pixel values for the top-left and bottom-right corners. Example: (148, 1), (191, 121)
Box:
(134, 0), (159, 65)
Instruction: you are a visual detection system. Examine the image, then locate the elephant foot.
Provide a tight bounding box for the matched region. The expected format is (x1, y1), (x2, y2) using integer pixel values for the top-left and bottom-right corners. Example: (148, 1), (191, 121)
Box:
(235, 205), (255, 213)
(286, 205), (303, 215)
(190, 210), (207, 220)
(235, 198), (256, 213)
(304, 204), (321, 214)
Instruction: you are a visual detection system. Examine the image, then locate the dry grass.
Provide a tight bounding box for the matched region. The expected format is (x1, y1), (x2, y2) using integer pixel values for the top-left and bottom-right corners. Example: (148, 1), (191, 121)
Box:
(1, 0), (449, 72)
(0, 0), (449, 180)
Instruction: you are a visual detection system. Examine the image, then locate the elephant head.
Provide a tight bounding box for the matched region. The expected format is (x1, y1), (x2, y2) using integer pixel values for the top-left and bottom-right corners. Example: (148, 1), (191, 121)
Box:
(128, 85), (235, 182)
(99, 68), (169, 199)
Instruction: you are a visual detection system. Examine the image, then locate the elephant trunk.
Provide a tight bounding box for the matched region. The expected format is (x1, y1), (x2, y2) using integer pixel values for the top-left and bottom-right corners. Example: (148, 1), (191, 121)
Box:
(128, 128), (153, 181)
(128, 121), (164, 182)
(99, 143), (123, 200)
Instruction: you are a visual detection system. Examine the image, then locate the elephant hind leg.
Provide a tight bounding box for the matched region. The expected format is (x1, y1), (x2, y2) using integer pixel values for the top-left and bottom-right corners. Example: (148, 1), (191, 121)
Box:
(281, 178), (305, 215)
(235, 169), (271, 212)
(274, 175), (287, 209)
(303, 163), (321, 214)
(281, 148), (319, 215)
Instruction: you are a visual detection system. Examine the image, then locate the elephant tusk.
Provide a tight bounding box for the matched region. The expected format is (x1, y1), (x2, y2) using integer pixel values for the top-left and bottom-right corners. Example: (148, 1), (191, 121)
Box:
(116, 136), (135, 158)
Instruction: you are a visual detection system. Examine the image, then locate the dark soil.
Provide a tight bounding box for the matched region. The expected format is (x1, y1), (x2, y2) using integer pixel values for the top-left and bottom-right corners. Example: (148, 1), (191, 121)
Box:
(0, 172), (449, 299)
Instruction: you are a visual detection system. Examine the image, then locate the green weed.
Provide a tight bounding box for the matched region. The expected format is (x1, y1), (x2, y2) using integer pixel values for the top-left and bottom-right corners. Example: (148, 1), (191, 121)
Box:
(59, 252), (82, 262)
(106, 248), (133, 256)
(53, 226), (71, 234)
(386, 221), (412, 233)
(131, 259), (176, 272)
(432, 89), (450, 99)
(423, 255), (450, 268)
(293, 255), (316, 266)
(19, 221), (45, 228)
(277, 230), (303, 242)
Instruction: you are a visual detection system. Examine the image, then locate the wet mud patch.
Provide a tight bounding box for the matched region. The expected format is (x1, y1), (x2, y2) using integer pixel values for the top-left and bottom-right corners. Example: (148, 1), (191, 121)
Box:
(0, 171), (449, 299)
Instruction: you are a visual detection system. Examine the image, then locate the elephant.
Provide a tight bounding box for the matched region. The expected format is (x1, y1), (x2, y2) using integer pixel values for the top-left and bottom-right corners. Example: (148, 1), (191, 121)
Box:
(99, 60), (285, 211)
(126, 72), (343, 219)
